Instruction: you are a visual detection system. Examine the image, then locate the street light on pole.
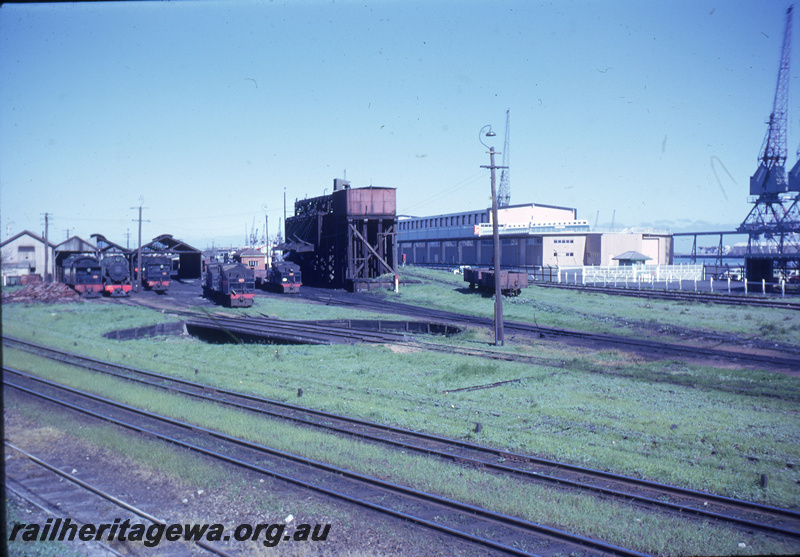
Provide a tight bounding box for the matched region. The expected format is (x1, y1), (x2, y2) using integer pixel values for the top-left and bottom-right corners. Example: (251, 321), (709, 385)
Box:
(480, 125), (507, 346)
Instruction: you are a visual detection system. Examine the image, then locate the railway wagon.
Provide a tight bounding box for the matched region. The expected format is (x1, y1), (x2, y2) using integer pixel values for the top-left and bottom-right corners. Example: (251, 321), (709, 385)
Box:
(62, 254), (103, 297)
(141, 255), (171, 292)
(265, 261), (302, 294)
(101, 254), (133, 297)
(205, 262), (255, 307)
(464, 267), (528, 296)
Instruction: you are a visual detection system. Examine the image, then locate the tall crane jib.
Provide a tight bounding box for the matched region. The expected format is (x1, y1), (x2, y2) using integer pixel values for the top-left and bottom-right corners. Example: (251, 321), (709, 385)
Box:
(751, 6), (797, 196)
(739, 4), (800, 283)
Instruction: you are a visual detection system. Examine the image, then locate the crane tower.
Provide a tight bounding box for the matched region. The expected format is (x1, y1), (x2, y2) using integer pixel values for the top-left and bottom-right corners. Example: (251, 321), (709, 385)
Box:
(738, 5), (800, 281)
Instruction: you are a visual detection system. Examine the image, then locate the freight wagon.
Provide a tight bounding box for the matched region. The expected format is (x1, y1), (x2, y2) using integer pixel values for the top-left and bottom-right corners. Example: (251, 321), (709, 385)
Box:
(463, 267), (528, 296)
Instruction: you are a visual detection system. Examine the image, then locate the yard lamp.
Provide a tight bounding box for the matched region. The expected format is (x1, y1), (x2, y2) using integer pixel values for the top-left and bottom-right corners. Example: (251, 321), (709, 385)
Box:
(480, 125), (506, 346)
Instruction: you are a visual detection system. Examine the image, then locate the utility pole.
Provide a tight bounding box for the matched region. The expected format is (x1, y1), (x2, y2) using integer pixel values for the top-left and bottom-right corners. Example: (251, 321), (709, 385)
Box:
(484, 146), (505, 346)
(137, 207), (143, 292)
(478, 125), (507, 346)
(131, 201), (149, 293)
(480, 125), (508, 346)
(43, 213), (50, 282)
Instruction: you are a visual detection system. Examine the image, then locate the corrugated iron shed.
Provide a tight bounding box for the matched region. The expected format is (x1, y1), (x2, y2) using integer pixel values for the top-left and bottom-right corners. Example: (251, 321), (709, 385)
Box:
(142, 234), (202, 279)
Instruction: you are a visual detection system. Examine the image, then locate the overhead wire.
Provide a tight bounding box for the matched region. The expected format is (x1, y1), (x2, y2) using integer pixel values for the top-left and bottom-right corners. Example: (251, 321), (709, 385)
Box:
(399, 170), (487, 215)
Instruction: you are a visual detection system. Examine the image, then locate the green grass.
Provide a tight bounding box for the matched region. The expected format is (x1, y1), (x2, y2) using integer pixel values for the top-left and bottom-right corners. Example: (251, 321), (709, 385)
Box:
(4, 302), (800, 508)
(5, 399), (443, 557)
(392, 266), (800, 345)
(4, 278), (800, 555)
(5, 351), (798, 556)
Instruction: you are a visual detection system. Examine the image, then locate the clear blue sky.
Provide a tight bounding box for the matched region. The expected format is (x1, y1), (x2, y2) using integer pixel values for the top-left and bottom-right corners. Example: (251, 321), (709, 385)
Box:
(0, 0), (793, 249)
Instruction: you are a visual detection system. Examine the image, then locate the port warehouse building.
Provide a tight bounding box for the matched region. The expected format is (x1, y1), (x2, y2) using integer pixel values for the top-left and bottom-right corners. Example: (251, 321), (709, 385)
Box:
(397, 203), (673, 268)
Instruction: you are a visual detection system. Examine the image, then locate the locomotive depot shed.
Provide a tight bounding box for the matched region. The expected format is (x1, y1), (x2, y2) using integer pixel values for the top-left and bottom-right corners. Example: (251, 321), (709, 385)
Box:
(141, 234), (202, 280)
(2, 232), (202, 287)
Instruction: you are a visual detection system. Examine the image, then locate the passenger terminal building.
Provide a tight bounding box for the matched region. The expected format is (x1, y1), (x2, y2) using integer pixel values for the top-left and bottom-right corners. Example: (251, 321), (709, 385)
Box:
(397, 203), (673, 268)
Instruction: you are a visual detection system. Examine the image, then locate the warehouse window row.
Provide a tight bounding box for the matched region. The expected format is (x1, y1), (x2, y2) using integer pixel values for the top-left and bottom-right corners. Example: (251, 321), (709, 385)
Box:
(398, 212), (488, 231)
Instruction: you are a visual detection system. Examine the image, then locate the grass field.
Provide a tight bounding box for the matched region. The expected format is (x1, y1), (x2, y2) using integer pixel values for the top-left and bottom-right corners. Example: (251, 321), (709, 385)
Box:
(4, 271), (800, 556)
(392, 267), (800, 345)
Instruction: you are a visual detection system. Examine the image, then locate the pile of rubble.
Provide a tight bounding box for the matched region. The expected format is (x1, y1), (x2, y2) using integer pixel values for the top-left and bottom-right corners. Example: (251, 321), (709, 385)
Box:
(2, 282), (83, 304)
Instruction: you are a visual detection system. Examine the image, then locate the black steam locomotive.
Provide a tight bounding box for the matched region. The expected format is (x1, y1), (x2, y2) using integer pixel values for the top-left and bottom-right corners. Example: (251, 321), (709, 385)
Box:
(101, 254), (133, 297)
(62, 254), (103, 297)
(265, 261), (302, 294)
(140, 255), (171, 292)
(204, 262), (255, 307)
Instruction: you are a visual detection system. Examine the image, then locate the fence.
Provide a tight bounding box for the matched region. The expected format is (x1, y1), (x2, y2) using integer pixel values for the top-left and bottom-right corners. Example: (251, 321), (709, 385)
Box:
(405, 262), (799, 296)
(568, 264), (704, 285)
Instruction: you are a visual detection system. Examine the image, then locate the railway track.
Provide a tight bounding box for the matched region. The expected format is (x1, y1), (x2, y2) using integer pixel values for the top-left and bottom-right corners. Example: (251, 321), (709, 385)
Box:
(7, 336), (800, 547)
(531, 282), (800, 310)
(184, 313), (423, 346)
(301, 290), (800, 370)
(5, 442), (233, 556)
(5, 366), (652, 557)
(102, 282), (800, 370)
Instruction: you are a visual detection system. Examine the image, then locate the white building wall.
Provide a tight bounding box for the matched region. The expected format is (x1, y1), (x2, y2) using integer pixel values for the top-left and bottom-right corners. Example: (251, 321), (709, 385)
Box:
(542, 235), (586, 267)
(1, 231), (55, 282)
(494, 204), (576, 226)
(641, 237), (660, 263)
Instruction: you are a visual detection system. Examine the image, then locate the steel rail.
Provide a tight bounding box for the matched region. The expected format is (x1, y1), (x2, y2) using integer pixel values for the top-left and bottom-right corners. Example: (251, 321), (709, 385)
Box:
(4, 483), (130, 557)
(532, 282), (800, 310)
(105, 287), (800, 369)
(7, 336), (800, 536)
(186, 314), (411, 345)
(4, 442), (234, 557)
(4, 367), (650, 557)
(303, 292), (800, 369)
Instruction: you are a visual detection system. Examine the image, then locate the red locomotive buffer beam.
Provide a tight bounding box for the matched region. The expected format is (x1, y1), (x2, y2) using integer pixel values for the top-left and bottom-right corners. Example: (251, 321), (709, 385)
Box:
(101, 255), (132, 297)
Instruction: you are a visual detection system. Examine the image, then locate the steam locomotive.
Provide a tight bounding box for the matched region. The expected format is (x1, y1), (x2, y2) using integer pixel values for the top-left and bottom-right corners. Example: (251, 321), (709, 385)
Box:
(264, 261), (302, 294)
(101, 254), (133, 297)
(140, 255), (171, 292)
(62, 254), (103, 297)
(204, 262), (255, 307)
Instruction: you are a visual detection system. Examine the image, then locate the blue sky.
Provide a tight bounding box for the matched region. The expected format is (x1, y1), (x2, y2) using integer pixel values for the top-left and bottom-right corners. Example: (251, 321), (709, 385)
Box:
(0, 0), (794, 250)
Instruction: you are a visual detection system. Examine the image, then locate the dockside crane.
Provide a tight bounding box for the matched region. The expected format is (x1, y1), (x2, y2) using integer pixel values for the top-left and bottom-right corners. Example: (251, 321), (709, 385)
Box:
(498, 109), (511, 207)
(746, 6), (793, 199)
(739, 5), (800, 280)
